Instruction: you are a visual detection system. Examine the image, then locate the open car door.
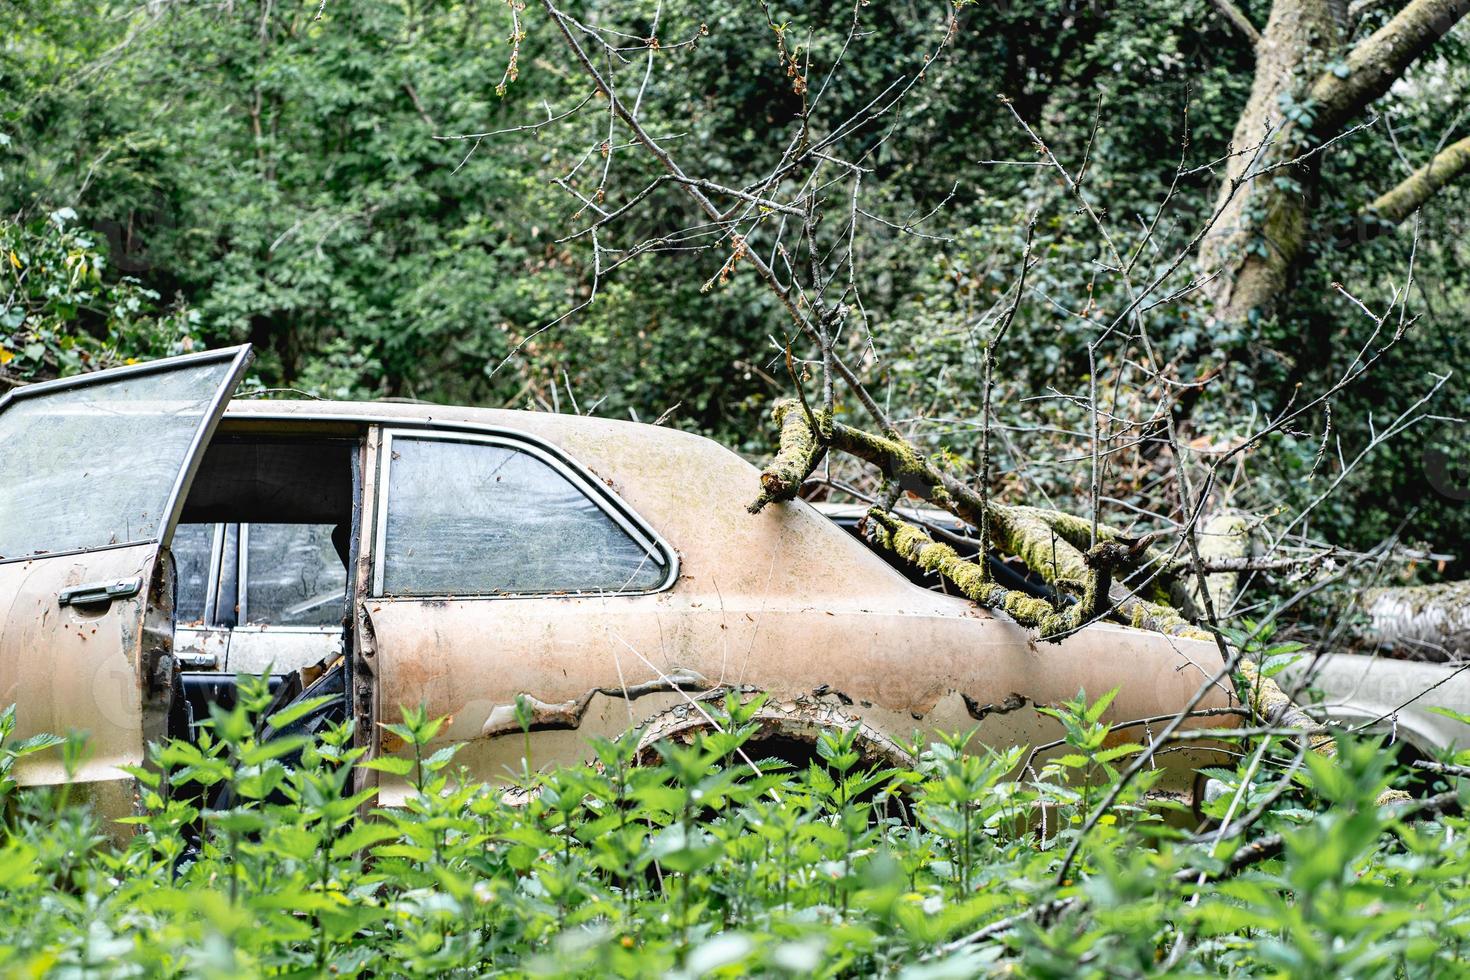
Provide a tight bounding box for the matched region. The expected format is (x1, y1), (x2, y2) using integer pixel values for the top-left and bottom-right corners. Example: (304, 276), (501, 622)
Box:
(0, 346), (251, 787)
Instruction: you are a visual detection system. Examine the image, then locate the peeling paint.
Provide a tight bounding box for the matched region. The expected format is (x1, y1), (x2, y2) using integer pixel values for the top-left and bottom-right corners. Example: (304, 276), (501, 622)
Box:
(480, 668), (713, 738)
(961, 691), (1030, 721)
(811, 683), (854, 705)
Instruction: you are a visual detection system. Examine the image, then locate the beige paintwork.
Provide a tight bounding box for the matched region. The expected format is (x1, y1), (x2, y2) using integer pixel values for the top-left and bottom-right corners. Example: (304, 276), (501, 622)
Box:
(0, 544), (154, 784)
(223, 401), (1238, 805)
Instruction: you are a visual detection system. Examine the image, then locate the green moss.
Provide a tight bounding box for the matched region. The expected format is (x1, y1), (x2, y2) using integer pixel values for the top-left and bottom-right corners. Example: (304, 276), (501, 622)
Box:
(1002, 591), (1055, 623)
(832, 424), (941, 494)
(748, 398), (830, 513)
(991, 506), (1090, 586)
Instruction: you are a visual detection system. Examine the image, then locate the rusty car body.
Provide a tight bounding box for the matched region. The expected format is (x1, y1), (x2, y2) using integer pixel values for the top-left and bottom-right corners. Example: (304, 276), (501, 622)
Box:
(1, 345), (1259, 824)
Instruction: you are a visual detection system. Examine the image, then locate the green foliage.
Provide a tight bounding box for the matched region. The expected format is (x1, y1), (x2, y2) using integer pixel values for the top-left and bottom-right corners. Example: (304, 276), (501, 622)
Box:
(0, 209), (203, 383)
(1, 687), (1467, 976)
(2, 0), (1467, 572)
(0, 0), (1258, 424)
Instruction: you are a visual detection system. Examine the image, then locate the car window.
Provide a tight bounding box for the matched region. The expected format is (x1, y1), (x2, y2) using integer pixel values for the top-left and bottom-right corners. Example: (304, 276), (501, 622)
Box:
(217, 523), (241, 626)
(380, 435), (667, 596)
(0, 359), (234, 560)
(244, 523), (346, 627)
(172, 522), (217, 624)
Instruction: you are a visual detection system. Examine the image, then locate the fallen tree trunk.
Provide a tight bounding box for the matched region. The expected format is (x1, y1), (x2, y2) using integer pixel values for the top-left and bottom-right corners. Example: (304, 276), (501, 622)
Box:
(1363, 581), (1470, 660)
(1197, 511), (1251, 615)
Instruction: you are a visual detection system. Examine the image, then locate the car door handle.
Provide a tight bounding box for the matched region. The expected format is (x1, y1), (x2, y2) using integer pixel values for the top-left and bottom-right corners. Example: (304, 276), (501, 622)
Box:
(58, 577), (143, 608)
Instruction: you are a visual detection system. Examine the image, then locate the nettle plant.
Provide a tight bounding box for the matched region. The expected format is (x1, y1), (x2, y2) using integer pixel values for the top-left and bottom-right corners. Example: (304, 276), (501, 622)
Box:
(0, 682), (1466, 977)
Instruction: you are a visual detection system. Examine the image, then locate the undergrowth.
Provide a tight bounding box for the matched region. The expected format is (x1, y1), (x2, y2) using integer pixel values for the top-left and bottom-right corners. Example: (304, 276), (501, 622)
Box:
(0, 677), (1466, 978)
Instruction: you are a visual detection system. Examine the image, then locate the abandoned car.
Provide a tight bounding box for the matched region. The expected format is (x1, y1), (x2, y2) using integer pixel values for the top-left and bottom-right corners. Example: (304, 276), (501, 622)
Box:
(0, 346), (1449, 824)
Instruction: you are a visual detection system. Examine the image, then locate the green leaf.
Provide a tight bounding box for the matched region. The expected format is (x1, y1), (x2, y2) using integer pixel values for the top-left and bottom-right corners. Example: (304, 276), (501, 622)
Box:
(360, 755), (415, 776)
(8, 732), (64, 756)
(266, 696), (338, 731)
(330, 822), (402, 859)
(1428, 706), (1470, 728)
(1084, 687), (1121, 724)
(1261, 652), (1304, 678)
(1095, 742), (1144, 763)
(241, 736), (308, 766)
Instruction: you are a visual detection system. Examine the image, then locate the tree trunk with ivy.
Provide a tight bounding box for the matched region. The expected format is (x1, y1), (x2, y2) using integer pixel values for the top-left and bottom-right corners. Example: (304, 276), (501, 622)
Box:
(1200, 0), (1470, 333)
(1199, 0), (1337, 334)
(1195, 0), (1470, 651)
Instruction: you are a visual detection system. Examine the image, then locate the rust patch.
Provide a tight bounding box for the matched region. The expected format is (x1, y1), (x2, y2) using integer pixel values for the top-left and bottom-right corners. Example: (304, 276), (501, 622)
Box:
(632, 687), (915, 770)
(960, 691), (1029, 722)
(811, 683), (853, 705)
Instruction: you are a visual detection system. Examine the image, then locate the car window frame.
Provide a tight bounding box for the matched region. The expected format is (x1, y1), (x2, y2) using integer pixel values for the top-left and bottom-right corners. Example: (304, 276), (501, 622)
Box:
(174, 521), (351, 634)
(201, 523), (227, 625)
(371, 426), (678, 600)
(0, 345), (252, 566)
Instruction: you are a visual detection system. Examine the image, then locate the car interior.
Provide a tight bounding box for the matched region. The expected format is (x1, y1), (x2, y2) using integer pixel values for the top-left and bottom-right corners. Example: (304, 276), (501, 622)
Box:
(162, 433), (358, 745)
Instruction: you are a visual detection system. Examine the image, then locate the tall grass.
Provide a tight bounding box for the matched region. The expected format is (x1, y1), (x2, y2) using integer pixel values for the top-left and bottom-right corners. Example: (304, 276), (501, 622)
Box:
(0, 678), (1464, 977)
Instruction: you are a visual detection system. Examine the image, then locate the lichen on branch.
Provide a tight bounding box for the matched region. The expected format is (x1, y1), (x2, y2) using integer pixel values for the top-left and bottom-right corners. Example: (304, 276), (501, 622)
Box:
(747, 398), (831, 513)
(864, 509), (1134, 641)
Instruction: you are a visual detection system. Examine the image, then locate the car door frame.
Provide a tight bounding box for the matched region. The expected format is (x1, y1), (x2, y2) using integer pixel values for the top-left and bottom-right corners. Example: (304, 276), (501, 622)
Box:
(351, 422), (679, 795)
(0, 346), (253, 566)
(367, 426), (678, 599)
(0, 345), (252, 788)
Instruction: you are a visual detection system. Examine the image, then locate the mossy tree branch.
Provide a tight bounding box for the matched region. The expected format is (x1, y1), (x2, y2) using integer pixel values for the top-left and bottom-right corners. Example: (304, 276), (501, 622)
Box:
(812, 416), (1192, 625)
(864, 510), (1136, 641)
(1306, 0), (1470, 142)
(1207, 0), (1264, 45)
(1358, 134), (1470, 234)
(750, 401), (1201, 621)
(747, 399), (831, 513)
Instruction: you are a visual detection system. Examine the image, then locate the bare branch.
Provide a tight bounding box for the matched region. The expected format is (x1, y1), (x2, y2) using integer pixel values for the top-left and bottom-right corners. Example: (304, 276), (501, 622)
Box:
(1207, 0), (1263, 45)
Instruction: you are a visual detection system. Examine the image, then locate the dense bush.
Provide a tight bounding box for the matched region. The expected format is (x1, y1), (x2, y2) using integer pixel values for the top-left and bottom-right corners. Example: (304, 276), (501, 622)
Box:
(0, 210), (204, 385)
(0, 677), (1466, 976)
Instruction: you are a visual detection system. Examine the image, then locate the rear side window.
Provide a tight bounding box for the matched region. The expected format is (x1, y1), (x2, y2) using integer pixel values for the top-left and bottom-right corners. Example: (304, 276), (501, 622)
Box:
(378, 433), (669, 597)
(0, 360), (233, 559)
(244, 523), (346, 626)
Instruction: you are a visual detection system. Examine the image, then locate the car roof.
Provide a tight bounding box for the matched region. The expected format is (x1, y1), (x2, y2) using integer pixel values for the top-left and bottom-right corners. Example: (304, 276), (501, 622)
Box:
(226, 396), (648, 430)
